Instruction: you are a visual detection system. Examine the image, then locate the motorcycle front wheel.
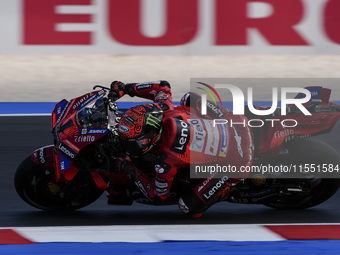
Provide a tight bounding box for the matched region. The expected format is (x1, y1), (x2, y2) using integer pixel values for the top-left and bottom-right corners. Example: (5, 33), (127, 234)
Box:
(14, 156), (104, 211)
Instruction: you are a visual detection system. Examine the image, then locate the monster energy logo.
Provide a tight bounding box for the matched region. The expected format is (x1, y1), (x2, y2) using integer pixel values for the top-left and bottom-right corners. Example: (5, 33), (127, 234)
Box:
(146, 114), (161, 128)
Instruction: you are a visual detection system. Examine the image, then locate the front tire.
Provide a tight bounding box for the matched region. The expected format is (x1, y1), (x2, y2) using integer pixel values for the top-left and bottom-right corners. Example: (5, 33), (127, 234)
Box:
(15, 156), (104, 211)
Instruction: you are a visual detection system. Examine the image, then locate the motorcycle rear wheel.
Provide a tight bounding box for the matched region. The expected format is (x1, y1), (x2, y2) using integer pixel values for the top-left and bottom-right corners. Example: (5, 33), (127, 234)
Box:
(264, 139), (340, 210)
(14, 156), (104, 211)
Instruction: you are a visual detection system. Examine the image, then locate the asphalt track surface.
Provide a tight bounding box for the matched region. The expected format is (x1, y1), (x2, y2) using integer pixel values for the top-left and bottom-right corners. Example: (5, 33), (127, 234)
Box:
(2, 116), (340, 228)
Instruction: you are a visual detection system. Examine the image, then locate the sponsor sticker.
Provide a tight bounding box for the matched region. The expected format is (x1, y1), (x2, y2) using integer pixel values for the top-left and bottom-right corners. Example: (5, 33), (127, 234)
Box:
(58, 142), (76, 159)
(199, 176), (229, 203)
(284, 133), (311, 142)
(74, 91), (104, 110)
(59, 154), (71, 171)
(203, 119), (220, 156)
(38, 148), (46, 164)
(188, 119), (206, 153)
(197, 176), (213, 192)
(155, 164), (165, 174)
(56, 101), (71, 125)
(72, 94), (91, 110)
(56, 100), (68, 118)
(155, 188), (168, 196)
(136, 84), (152, 90)
(206, 101), (224, 118)
(74, 135), (95, 143)
(146, 114), (161, 129)
(79, 129), (109, 135)
(135, 180), (151, 200)
(155, 180), (168, 188)
(118, 124), (130, 133)
(170, 119), (191, 155)
(155, 91), (168, 103)
(64, 139), (80, 152)
(218, 123), (228, 157)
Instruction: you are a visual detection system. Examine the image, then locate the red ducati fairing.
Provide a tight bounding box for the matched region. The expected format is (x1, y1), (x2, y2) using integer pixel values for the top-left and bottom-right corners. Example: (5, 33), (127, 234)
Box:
(254, 87), (340, 160)
(51, 90), (109, 180)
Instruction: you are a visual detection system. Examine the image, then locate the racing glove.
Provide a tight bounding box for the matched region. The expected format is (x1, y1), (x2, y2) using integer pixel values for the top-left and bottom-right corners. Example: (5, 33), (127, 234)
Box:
(109, 81), (126, 101)
(113, 157), (140, 181)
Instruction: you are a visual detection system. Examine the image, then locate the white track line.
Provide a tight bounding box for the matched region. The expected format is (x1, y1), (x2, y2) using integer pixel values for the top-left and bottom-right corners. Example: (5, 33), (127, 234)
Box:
(7, 225), (284, 243)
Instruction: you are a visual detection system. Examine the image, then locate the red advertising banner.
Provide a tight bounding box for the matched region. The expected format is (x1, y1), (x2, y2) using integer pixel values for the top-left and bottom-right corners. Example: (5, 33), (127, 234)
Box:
(0, 0), (339, 54)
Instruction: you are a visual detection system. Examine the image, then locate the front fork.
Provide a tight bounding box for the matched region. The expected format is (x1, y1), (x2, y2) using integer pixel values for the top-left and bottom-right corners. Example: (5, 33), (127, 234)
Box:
(31, 145), (84, 193)
(31, 145), (67, 193)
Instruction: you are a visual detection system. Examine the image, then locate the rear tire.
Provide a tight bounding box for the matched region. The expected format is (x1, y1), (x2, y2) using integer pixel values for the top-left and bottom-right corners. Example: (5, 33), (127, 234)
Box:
(264, 139), (340, 209)
(15, 156), (104, 211)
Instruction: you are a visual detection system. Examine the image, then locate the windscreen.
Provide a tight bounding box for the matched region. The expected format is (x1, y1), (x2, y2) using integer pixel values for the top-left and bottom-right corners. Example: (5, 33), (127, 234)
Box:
(76, 97), (108, 129)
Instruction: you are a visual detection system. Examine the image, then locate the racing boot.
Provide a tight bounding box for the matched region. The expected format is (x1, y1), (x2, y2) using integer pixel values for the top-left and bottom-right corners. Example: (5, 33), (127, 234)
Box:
(178, 175), (240, 217)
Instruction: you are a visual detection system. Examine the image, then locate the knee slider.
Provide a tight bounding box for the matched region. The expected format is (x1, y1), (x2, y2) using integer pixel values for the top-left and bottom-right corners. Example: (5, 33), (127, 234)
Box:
(178, 189), (207, 216)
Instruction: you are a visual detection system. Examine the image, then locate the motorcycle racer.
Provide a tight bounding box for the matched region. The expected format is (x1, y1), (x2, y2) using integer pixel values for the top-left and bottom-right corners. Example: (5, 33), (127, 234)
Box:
(110, 80), (254, 217)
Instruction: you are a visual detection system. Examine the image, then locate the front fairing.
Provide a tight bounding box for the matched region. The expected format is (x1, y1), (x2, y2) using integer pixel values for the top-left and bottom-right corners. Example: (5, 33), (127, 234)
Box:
(51, 90), (110, 179)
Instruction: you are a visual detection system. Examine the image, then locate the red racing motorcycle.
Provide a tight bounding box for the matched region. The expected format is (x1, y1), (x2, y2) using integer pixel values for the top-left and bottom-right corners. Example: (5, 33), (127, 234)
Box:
(14, 85), (340, 212)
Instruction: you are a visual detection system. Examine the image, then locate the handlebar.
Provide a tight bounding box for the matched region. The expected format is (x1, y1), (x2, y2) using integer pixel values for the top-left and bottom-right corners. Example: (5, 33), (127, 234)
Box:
(93, 85), (110, 90)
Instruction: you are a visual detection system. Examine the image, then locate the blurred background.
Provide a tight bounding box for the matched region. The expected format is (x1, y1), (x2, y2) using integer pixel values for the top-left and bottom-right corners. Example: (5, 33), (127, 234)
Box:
(2, 2), (340, 253)
(0, 0), (340, 103)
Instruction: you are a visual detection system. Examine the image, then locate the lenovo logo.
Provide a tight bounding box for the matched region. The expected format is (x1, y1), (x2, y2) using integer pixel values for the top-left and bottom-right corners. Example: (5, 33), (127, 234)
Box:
(171, 119), (191, 155)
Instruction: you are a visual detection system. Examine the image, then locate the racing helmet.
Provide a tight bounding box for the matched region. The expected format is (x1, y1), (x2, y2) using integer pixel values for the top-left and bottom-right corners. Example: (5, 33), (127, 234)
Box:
(118, 104), (163, 156)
